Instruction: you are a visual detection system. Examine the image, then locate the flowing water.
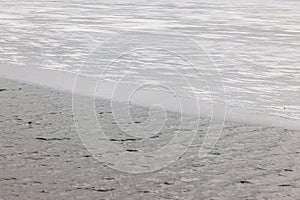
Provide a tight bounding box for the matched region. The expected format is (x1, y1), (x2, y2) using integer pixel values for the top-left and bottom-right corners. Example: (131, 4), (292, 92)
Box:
(0, 0), (299, 122)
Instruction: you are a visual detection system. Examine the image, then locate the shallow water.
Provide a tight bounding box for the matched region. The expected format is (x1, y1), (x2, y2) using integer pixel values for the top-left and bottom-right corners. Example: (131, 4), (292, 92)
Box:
(0, 0), (299, 121)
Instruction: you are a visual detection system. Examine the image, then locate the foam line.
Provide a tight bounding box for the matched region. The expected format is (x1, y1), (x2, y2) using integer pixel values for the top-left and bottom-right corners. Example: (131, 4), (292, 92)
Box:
(1, 64), (299, 131)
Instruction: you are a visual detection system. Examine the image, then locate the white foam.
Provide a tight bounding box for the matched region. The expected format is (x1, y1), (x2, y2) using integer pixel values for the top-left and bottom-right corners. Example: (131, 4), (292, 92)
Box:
(1, 64), (299, 131)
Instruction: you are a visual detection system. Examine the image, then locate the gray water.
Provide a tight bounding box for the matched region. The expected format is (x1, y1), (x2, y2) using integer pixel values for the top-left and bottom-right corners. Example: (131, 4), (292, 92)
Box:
(0, 0), (299, 121)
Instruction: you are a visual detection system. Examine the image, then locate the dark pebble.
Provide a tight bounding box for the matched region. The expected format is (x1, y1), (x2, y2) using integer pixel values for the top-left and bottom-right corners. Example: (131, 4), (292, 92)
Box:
(139, 190), (151, 193)
(94, 188), (115, 192)
(240, 180), (252, 184)
(163, 181), (174, 185)
(126, 149), (138, 152)
(278, 184), (291, 187)
(210, 152), (221, 155)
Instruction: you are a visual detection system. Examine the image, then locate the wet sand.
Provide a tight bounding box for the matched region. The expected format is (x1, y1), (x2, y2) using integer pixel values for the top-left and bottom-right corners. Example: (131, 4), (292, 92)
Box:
(0, 77), (300, 199)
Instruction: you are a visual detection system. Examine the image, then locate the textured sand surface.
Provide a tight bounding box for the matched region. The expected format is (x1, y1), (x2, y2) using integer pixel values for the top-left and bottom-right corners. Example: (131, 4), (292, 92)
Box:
(0, 78), (300, 199)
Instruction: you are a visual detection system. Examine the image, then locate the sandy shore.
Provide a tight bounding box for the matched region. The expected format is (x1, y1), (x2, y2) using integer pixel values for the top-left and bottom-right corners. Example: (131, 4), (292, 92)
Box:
(0, 77), (300, 199)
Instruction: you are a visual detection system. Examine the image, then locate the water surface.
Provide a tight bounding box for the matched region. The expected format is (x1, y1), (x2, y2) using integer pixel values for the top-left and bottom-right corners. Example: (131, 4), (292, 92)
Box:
(0, 0), (299, 121)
